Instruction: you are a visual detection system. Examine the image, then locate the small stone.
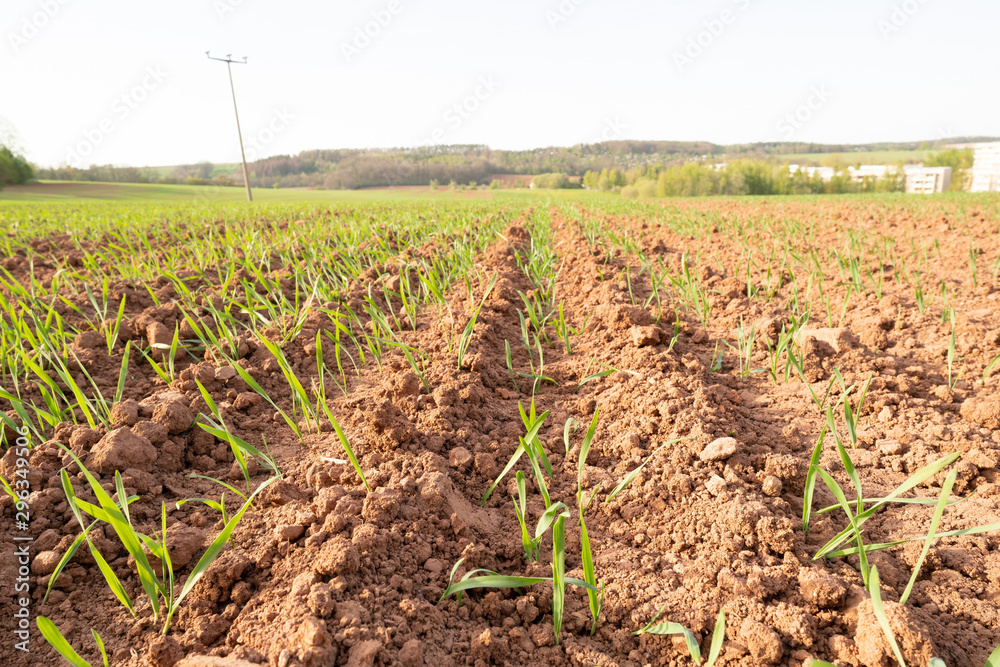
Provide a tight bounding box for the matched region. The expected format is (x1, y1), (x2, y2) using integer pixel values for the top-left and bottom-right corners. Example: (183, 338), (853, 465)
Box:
(291, 571), (319, 597)
(32, 550), (61, 575)
(68, 427), (101, 451)
(215, 366), (236, 382)
(700, 436), (739, 462)
(147, 636), (185, 667)
(878, 406), (893, 422)
(448, 447), (473, 470)
(160, 524), (207, 569)
(630, 324), (660, 347)
(276, 524), (305, 541)
(706, 475), (728, 496)
(761, 475), (782, 497)
(423, 558), (444, 574)
(827, 635), (857, 665)
(877, 439), (904, 456)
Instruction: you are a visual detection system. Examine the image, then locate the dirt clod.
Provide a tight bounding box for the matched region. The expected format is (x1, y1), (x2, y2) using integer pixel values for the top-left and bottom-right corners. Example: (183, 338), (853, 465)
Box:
(314, 535), (360, 576)
(960, 396), (1000, 429)
(152, 399), (195, 434)
(741, 617), (784, 664)
(88, 426), (157, 473)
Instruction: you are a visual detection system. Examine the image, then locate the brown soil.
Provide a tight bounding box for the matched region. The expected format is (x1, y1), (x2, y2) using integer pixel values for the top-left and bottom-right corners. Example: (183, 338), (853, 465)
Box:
(2, 197), (1000, 667)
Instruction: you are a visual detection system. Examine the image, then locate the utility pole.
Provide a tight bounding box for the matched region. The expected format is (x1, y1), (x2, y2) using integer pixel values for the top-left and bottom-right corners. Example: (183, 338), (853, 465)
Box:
(206, 52), (253, 202)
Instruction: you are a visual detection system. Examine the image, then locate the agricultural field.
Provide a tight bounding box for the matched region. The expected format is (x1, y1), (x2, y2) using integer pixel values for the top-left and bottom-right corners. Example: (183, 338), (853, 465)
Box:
(1, 194), (1000, 667)
(0, 182), (517, 203)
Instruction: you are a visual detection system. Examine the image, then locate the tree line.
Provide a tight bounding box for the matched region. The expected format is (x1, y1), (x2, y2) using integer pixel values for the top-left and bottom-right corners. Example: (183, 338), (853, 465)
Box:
(24, 140), (988, 192)
(0, 146), (33, 188)
(581, 160), (911, 197)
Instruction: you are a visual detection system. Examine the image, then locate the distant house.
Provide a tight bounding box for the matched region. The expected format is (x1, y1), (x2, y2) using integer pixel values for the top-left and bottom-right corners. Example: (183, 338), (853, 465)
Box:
(968, 142), (1000, 192)
(904, 166), (951, 194)
(849, 164), (894, 181)
(788, 165), (834, 180)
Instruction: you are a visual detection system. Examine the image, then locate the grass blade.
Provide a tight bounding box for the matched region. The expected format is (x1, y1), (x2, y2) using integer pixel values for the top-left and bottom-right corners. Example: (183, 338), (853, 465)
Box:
(870, 566), (907, 667)
(36, 617), (92, 667)
(802, 422), (829, 533)
(898, 468), (957, 605)
(634, 609), (702, 665)
(551, 514), (566, 644)
(705, 610), (726, 667)
(165, 475), (279, 633)
(606, 437), (690, 503)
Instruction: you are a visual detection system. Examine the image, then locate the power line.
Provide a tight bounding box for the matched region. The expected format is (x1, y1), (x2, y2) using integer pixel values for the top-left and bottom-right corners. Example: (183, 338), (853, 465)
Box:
(206, 52), (253, 202)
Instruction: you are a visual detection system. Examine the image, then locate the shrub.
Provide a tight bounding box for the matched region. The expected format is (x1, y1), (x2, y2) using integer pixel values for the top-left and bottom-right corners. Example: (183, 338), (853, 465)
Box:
(0, 145), (34, 187)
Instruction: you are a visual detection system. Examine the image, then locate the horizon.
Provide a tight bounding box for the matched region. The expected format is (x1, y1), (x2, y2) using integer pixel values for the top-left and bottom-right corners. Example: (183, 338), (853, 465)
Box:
(3, 0), (999, 169)
(61, 134), (1000, 172)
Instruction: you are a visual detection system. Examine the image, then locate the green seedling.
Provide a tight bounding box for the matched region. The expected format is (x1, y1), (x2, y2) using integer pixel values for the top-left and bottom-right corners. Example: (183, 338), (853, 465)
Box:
(635, 608), (726, 667)
(258, 337), (317, 433)
(576, 409), (604, 635)
(576, 356), (618, 393)
(512, 471), (540, 561)
(844, 373), (873, 448)
(555, 301), (572, 355)
(605, 437), (691, 503)
(57, 444), (277, 634)
(801, 421), (829, 533)
(708, 340), (724, 372)
(947, 311), (958, 389)
(869, 566), (907, 667)
(985, 352), (1000, 384)
(36, 617), (108, 667)
(550, 504), (570, 643)
(898, 468), (957, 605)
(482, 403), (549, 505)
(42, 493), (140, 605)
(457, 273), (498, 370)
(505, 340), (521, 394)
(320, 407), (370, 492)
(563, 417), (576, 454)
(229, 362), (302, 440)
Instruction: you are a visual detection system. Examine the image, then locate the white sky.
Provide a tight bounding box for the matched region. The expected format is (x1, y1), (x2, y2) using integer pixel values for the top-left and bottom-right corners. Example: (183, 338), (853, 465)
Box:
(2, 0), (997, 168)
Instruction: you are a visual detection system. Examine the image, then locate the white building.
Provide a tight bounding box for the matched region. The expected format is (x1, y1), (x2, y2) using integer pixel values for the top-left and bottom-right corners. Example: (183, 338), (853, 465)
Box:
(904, 166), (951, 194)
(849, 164), (894, 181)
(788, 164), (834, 180)
(968, 142), (1000, 192)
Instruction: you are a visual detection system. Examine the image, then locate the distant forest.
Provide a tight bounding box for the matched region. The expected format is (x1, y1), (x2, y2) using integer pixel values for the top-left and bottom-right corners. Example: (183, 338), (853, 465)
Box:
(33, 137), (999, 190)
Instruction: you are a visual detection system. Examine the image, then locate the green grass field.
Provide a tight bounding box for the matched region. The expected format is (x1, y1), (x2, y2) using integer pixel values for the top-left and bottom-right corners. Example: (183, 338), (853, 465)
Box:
(0, 181), (618, 203)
